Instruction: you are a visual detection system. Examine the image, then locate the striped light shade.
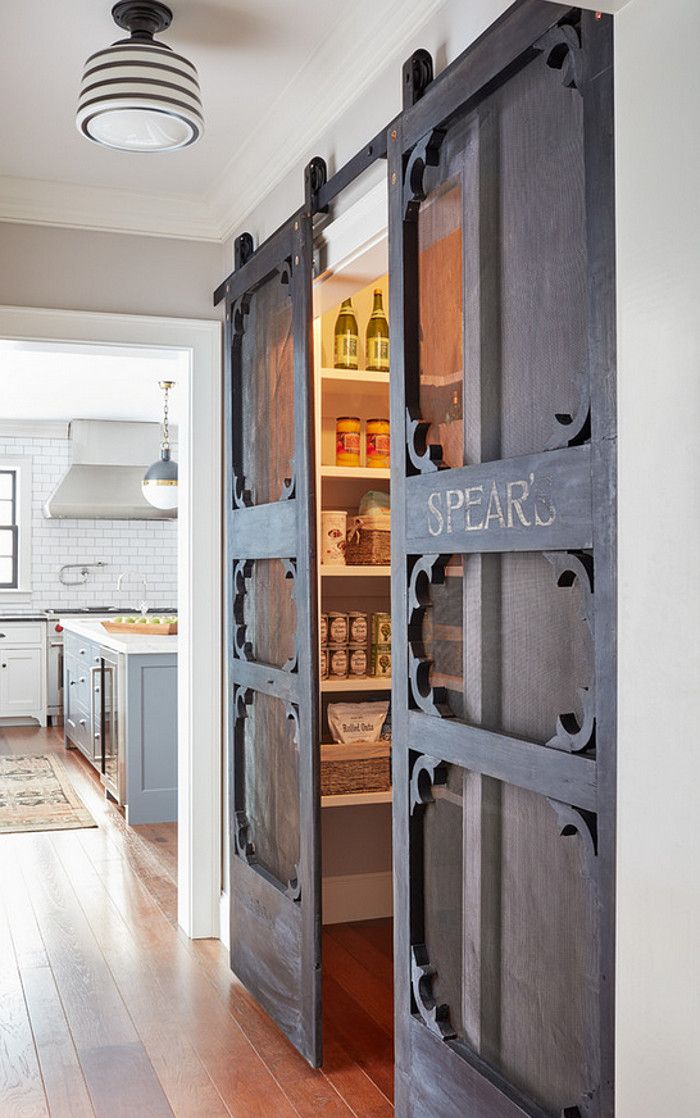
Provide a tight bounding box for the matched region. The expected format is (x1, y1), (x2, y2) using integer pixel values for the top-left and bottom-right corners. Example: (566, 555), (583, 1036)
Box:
(77, 2), (203, 152)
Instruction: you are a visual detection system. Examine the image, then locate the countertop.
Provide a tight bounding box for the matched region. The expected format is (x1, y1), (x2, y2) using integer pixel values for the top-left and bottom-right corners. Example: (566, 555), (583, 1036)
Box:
(59, 617), (178, 656)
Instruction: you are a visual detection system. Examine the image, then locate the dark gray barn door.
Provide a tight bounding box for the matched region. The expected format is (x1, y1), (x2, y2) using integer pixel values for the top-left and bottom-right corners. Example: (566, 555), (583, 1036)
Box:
(388, 5), (615, 1116)
(222, 212), (320, 1066)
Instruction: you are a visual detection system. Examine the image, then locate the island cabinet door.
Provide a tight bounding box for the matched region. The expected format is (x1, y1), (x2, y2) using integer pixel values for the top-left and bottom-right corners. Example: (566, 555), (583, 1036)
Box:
(388, 5), (616, 1118)
(221, 211), (321, 1067)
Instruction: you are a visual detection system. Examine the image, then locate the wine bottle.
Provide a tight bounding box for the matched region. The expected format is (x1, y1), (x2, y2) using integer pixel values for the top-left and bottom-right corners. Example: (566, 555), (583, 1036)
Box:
(366, 288), (389, 372)
(334, 298), (358, 370)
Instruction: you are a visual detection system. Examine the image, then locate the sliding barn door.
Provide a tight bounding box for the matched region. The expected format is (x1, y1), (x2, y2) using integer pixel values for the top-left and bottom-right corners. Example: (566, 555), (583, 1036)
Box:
(389, 4), (615, 1116)
(222, 213), (321, 1066)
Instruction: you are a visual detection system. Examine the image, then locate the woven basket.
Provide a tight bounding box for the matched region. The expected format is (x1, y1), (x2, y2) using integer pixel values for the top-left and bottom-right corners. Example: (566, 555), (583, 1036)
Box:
(345, 515), (391, 565)
(321, 746), (391, 796)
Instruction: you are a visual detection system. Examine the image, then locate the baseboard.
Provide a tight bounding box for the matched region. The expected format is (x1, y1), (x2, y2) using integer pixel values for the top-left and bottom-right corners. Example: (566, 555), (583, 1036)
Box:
(322, 870), (393, 925)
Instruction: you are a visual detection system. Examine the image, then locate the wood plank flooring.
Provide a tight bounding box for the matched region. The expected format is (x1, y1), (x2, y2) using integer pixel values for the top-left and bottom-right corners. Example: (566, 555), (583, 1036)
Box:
(0, 724), (394, 1118)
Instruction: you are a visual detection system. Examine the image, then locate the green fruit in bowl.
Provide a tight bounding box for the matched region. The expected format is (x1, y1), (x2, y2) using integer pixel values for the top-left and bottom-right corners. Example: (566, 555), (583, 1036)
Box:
(126, 617), (137, 623)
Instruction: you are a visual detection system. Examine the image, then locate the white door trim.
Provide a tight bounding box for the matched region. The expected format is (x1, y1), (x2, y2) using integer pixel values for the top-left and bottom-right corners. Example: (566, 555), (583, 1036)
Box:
(0, 305), (222, 939)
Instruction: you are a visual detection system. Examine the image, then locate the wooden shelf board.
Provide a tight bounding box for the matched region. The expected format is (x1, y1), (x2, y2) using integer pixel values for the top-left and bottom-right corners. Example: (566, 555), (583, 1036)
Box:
(321, 790), (393, 808)
(320, 465), (390, 480)
(321, 565), (391, 577)
(321, 677), (391, 692)
(320, 368), (390, 387)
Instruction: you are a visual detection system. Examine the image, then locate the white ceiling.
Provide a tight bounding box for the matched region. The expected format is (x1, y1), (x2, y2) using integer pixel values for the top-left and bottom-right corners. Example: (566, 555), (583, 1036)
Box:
(0, 0), (442, 242)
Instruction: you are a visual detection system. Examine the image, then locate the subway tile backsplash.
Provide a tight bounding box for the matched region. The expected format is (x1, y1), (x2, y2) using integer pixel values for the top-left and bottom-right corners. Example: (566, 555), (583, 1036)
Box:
(1, 434), (178, 610)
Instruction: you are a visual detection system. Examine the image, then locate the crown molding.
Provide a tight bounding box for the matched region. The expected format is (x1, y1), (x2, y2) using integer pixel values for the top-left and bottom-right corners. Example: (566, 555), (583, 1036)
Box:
(0, 174), (221, 242)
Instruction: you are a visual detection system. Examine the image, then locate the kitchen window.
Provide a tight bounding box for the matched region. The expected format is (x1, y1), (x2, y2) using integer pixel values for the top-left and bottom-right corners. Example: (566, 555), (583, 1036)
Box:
(0, 458), (32, 596)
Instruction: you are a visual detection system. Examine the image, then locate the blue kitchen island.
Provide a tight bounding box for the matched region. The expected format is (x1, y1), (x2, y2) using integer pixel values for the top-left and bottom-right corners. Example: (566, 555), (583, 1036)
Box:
(61, 617), (177, 825)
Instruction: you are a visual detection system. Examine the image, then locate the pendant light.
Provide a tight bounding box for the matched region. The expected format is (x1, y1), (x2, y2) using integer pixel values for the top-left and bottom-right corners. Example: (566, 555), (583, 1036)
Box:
(143, 381), (178, 509)
(77, 2), (204, 152)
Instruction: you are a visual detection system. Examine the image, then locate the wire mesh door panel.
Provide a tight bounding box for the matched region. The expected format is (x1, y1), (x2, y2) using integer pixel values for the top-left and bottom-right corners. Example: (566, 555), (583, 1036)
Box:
(390, 6), (615, 1117)
(223, 211), (321, 1067)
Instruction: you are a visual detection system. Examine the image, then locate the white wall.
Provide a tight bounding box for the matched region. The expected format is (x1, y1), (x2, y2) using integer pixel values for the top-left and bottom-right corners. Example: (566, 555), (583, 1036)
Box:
(0, 222), (224, 322)
(615, 0), (700, 1113)
(0, 433), (177, 611)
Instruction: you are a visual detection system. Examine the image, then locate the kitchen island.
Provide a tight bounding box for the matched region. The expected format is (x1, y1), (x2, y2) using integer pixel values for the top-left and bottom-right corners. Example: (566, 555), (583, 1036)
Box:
(61, 617), (177, 825)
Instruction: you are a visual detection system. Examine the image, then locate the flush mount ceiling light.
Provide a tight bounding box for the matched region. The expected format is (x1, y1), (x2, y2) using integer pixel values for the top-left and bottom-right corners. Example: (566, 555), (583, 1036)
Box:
(143, 380), (178, 509)
(77, 2), (204, 152)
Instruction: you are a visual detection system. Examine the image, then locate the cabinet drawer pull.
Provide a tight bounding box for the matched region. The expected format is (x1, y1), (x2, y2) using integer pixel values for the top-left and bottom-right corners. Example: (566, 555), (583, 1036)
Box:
(0, 633), (5, 638)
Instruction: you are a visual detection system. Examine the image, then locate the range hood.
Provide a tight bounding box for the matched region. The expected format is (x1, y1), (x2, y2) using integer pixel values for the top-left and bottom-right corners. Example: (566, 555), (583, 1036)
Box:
(43, 419), (177, 520)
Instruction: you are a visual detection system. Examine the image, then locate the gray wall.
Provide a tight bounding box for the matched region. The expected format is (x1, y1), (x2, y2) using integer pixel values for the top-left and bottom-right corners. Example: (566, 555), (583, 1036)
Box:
(0, 222), (224, 321)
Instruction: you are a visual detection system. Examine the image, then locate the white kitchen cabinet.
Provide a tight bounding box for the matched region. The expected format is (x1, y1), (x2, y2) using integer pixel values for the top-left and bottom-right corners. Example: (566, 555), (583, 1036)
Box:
(0, 621), (47, 725)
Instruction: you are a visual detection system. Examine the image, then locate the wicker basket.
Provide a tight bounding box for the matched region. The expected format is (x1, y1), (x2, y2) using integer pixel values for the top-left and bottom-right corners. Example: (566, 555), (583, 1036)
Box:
(345, 515), (391, 565)
(320, 742), (391, 795)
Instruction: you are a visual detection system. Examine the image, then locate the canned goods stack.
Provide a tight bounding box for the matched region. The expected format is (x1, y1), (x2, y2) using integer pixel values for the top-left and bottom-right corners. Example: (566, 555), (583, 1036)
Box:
(322, 610), (369, 680)
(321, 608), (390, 681)
(370, 611), (391, 678)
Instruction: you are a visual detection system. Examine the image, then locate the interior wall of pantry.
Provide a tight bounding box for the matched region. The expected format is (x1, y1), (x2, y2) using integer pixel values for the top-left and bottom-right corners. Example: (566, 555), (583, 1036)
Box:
(222, 0), (700, 1114)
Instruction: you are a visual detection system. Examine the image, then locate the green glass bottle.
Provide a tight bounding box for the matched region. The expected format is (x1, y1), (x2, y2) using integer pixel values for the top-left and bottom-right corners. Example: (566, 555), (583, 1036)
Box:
(334, 298), (359, 370)
(366, 288), (389, 372)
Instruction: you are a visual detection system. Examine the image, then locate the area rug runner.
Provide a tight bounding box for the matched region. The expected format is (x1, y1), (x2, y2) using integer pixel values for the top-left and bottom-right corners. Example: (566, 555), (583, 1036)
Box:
(0, 754), (97, 834)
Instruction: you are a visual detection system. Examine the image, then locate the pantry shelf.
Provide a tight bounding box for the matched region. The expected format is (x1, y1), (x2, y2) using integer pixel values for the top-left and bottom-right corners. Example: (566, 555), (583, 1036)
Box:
(321, 465), (390, 480)
(320, 565), (391, 577)
(321, 790), (393, 808)
(320, 368), (390, 387)
(321, 677), (391, 692)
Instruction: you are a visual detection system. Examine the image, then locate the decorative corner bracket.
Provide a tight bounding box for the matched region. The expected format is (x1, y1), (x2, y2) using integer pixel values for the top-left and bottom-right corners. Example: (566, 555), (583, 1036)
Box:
(403, 127), (446, 222)
(544, 551), (596, 754)
(280, 560), (299, 672)
(232, 559), (254, 661)
(561, 1087), (597, 1118)
(406, 407), (446, 475)
(411, 944), (457, 1040)
(536, 22), (583, 92)
(409, 754), (448, 815)
(408, 555), (452, 717)
(547, 799), (598, 886)
(547, 368), (591, 450)
(280, 457), (296, 502)
(285, 863), (302, 903)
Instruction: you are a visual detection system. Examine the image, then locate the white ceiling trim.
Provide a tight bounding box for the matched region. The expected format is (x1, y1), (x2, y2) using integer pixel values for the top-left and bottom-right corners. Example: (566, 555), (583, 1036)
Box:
(0, 174), (221, 242)
(0, 0), (445, 244)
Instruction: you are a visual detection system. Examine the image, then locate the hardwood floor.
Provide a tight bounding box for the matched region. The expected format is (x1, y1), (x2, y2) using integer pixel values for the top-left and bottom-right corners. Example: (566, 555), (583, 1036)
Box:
(0, 724), (394, 1118)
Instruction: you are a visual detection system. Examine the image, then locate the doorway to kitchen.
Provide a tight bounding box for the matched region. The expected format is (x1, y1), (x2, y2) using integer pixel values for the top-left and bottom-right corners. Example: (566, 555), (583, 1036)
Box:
(0, 305), (222, 940)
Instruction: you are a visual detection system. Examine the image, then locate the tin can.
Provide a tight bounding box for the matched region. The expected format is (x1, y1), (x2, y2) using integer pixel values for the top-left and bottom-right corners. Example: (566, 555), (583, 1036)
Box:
(366, 418), (390, 468)
(327, 611), (349, 646)
(348, 644), (368, 678)
(371, 643), (392, 678)
(320, 647), (329, 679)
(371, 611), (392, 646)
(321, 510), (347, 565)
(329, 646), (349, 679)
(336, 416), (361, 466)
(348, 611), (368, 645)
(319, 613), (328, 647)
